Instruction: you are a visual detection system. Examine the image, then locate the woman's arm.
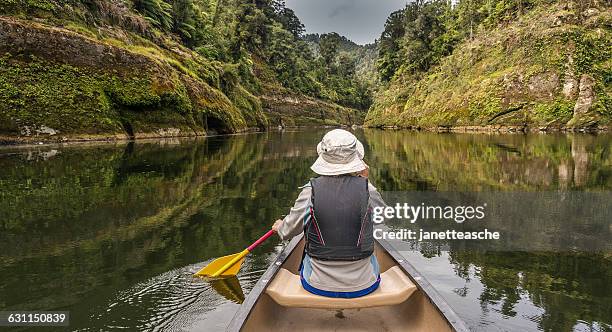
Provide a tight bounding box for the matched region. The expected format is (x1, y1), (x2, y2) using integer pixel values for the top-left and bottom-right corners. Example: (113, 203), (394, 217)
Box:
(359, 162), (386, 208)
(368, 182), (387, 209)
(272, 185), (312, 240)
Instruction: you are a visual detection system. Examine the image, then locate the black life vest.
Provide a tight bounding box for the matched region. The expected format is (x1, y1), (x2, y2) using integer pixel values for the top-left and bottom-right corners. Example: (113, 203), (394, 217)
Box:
(304, 175), (374, 261)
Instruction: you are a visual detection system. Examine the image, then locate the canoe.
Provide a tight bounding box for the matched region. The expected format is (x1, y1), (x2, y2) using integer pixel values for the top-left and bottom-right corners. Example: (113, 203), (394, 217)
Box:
(227, 234), (469, 331)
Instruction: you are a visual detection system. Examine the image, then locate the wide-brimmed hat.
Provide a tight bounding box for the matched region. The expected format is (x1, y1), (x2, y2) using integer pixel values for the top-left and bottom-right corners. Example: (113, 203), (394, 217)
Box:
(311, 129), (366, 176)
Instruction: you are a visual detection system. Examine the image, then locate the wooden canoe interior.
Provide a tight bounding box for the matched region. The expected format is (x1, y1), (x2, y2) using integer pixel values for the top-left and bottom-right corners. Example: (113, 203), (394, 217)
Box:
(240, 239), (453, 332)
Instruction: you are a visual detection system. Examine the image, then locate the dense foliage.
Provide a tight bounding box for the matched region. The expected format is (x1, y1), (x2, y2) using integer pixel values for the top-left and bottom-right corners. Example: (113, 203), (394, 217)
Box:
(380, 0), (546, 81)
(132, 0), (374, 109)
(370, 0), (610, 129)
(378, 0), (608, 81)
(0, 0), (374, 119)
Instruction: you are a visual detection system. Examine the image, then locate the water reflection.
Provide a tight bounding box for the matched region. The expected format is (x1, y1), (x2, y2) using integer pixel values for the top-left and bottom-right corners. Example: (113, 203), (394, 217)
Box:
(0, 130), (610, 331)
(209, 277), (245, 304)
(362, 131), (611, 191)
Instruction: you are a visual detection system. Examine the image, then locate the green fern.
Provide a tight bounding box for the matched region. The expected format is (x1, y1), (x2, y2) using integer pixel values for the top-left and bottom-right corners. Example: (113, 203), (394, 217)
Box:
(177, 22), (195, 39)
(135, 0), (173, 30)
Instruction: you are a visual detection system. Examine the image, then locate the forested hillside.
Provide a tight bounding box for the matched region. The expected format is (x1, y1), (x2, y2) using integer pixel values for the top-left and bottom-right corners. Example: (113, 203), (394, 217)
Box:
(3, 0), (607, 141)
(0, 0), (370, 142)
(367, 0), (611, 131)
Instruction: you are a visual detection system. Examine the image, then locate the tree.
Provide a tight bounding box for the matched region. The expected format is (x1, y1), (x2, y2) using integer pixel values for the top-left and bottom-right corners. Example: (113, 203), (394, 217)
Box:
(319, 33), (340, 68)
(172, 0), (197, 45)
(231, 1), (270, 59)
(377, 9), (406, 81)
(276, 7), (305, 38)
(403, 1), (448, 73)
(268, 23), (297, 84)
(337, 53), (356, 78)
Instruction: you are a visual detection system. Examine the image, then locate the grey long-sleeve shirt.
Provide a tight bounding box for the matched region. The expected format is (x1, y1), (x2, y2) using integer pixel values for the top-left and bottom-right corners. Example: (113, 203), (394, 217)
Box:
(278, 179), (387, 292)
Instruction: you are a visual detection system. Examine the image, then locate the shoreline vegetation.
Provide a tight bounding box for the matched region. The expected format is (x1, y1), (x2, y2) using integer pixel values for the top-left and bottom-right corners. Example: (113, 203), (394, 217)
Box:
(2, 123), (609, 147)
(0, 0), (610, 145)
(367, 0), (611, 130)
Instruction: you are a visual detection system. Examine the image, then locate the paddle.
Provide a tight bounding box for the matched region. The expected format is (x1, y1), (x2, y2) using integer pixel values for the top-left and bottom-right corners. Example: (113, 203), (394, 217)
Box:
(195, 229), (276, 278)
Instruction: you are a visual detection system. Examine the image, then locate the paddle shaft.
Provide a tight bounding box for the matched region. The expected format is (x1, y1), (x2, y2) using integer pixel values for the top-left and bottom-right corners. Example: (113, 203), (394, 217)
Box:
(248, 229), (276, 251)
(211, 230), (276, 277)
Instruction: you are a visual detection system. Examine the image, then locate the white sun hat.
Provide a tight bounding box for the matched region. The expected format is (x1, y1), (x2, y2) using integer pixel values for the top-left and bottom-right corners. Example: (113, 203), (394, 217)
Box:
(310, 129), (366, 176)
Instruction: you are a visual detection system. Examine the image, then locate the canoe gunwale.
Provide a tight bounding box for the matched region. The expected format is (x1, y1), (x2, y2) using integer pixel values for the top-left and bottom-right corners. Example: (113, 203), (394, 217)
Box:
(376, 238), (469, 332)
(226, 235), (302, 332)
(226, 234), (469, 332)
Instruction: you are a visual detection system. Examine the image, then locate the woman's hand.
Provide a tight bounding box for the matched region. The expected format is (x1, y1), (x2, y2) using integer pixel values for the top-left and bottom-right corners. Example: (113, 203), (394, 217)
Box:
(272, 219), (284, 233)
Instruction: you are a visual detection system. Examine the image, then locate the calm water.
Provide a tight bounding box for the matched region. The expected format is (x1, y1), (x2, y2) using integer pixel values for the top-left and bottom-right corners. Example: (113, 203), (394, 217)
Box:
(0, 130), (610, 331)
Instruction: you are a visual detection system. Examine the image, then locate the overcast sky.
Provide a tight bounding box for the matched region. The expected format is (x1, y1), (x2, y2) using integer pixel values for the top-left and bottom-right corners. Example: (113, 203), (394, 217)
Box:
(285, 0), (408, 45)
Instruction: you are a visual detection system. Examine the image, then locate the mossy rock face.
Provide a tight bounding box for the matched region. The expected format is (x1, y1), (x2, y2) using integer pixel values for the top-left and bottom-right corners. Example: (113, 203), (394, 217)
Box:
(0, 17), (270, 141)
(0, 57), (207, 137)
(228, 85), (267, 129)
(0, 17), (153, 74)
(0, 15), (366, 142)
(0, 58), (122, 135)
(252, 56), (363, 128)
(261, 91), (363, 127)
(120, 109), (201, 138)
(367, 3), (611, 130)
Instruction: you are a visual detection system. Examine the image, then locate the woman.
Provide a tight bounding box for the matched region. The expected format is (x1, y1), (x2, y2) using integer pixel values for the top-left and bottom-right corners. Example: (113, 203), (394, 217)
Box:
(272, 129), (386, 298)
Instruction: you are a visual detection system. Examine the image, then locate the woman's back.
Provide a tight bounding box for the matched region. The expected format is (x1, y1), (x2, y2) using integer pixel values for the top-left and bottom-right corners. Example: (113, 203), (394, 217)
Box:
(272, 129), (386, 298)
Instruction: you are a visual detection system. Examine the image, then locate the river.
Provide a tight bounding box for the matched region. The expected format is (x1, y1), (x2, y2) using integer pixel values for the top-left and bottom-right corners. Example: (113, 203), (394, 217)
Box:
(0, 129), (610, 331)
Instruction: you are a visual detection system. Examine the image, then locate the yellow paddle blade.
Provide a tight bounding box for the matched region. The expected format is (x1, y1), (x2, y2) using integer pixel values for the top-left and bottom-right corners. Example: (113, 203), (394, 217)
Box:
(195, 251), (246, 278)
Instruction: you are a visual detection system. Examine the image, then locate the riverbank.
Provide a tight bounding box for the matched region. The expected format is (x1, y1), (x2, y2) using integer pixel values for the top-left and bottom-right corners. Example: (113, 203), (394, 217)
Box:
(0, 124), (348, 146)
(374, 124), (610, 133)
(0, 128), (260, 146)
(3, 123), (610, 146)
